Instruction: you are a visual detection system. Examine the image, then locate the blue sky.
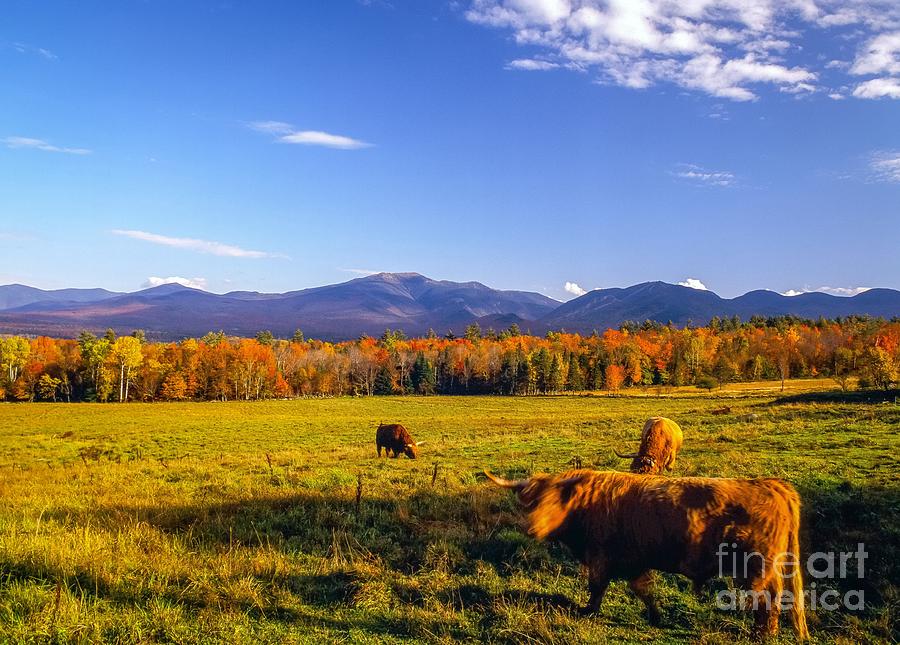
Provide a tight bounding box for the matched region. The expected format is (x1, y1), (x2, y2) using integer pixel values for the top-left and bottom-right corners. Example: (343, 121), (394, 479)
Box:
(1, 0), (898, 300)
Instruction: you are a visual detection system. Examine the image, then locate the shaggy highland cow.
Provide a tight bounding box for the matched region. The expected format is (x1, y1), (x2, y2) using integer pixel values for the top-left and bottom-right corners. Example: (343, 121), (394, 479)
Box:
(615, 416), (683, 474)
(375, 423), (424, 459)
(485, 469), (808, 640)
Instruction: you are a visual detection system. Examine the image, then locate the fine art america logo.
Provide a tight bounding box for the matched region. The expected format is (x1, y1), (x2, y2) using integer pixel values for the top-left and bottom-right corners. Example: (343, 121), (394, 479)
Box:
(715, 543), (867, 611)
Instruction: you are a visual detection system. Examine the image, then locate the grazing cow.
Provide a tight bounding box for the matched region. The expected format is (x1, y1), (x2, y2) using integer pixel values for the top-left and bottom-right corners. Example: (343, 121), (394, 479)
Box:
(484, 469), (808, 640)
(375, 423), (424, 459)
(615, 417), (683, 474)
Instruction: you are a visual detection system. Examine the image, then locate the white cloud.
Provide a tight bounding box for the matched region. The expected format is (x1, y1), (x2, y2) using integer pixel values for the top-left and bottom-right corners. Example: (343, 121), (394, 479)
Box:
(850, 31), (900, 76)
(672, 164), (735, 186)
(144, 276), (208, 290)
(870, 151), (900, 182)
(112, 229), (281, 259)
(507, 58), (560, 70)
(249, 121), (371, 149)
(281, 130), (372, 149)
(848, 30), (900, 99)
(463, 0), (900, 101)
(3, 136), (90, 155)
(783, 286), (872, 296)
(678, 278), (708, 290)
(828, 92), (846, 99)
(852, 76), (900, 98)
(564, 281), (587, 296)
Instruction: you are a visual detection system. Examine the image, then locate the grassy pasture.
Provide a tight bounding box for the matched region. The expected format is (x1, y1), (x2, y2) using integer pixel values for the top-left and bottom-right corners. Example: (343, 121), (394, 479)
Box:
(0, 385), (897, 643)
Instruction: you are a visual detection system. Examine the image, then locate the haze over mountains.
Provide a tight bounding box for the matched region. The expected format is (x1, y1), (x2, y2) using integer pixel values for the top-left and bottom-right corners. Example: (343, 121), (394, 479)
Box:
(0, 273), (898, 341)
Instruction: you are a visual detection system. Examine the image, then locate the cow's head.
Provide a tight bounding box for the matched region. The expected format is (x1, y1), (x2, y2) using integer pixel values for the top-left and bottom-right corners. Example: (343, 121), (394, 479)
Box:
(615, 449), (657, 474)
(631, 455), (658, 474)
(484, 470), (583, 540)
(403, 441), (425, 459)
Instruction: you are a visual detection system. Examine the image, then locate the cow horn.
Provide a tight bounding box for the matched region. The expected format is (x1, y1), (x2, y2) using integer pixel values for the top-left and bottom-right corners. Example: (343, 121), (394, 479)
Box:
(483, 469), (526, 489)
(415, 441), (425, 446)
(614, 449), (639, 459)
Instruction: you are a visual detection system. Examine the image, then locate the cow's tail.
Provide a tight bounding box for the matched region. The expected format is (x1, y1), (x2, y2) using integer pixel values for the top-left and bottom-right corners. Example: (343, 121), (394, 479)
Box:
(783, 485), (809, 641)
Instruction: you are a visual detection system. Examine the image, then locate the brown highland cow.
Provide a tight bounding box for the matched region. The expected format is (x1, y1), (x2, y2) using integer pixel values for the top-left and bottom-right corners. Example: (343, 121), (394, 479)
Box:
(615, 416), (683, 474)
(375, 423), (424, 459)
(485, 468), (808, 640)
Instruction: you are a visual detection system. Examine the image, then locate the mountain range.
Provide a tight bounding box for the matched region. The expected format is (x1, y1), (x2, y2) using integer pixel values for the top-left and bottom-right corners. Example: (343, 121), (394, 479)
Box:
(0, 273), (897, 341)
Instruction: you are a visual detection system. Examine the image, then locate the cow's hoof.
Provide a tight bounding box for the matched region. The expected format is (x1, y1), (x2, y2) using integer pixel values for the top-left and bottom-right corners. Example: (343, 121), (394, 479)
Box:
(578, 606), (599, 617)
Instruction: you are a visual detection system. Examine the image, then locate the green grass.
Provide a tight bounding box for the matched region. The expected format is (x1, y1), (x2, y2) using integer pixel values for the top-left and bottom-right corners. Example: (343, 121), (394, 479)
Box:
(0, 387), (897, 643)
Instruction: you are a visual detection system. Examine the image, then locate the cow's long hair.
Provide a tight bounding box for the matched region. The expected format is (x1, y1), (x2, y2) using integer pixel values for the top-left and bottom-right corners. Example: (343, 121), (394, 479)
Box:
(486, 469), (808, 640)
(615, 417), (683, 474)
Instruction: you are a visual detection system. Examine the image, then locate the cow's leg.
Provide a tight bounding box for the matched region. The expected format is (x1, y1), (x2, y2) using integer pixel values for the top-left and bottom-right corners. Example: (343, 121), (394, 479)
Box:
(580, 558), (610, 615)
(629, 571), (661, 625)
(377, 444), (382, 457)
(749, 574), (782, 639)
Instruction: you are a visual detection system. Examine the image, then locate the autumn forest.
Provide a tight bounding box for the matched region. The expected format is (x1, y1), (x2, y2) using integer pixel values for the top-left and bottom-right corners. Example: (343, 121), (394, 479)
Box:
(0, 316), (897, 402)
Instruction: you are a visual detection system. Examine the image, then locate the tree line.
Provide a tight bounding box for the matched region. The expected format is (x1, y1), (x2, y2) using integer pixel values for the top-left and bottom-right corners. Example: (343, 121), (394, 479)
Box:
(0, 316), (897, 402)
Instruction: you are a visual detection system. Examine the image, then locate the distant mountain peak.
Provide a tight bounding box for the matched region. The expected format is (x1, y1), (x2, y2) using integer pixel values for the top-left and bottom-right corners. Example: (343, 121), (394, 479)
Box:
(135, 283), (204, 296)
(0, 278), (897, 341)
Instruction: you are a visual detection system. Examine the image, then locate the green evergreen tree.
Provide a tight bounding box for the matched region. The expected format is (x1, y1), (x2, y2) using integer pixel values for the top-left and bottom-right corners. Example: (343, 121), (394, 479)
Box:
(566, 356), (584, 391)
(515, 350), (533, 394)
(373, 365), (394, 395)
(533, 347), (551, 393)
(464, 322), (482, 341)
(548, 354), (563, 393)
(410, 352), (436, 395)
(499, 352), (517, 394)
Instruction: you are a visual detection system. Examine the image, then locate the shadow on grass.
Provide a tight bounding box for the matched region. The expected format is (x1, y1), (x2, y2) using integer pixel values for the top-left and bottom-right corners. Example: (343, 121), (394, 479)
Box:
(8, 473), (899, 642)
(42, 486), (539, 576)
(768, 389), (900, 406)
(446, 584), (579, 613)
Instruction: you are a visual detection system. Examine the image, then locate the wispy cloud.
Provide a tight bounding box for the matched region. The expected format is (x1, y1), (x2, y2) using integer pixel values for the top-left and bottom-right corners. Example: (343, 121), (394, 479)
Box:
(144, 276), (208, 290)
(11, 42), (56, 60)
(672, 164), (735, 186)
(463, 0), (900, 101)
(4, 136), (90, 155)
(249, 121), (372, 149)
(870, 151), (900, 182)
(507, 58), (560, 71)
(248, 121), (294, 135)
(340, 268), (382, 276)
(783, 286), (871, 297)
(112, 229), (282, 259)
(678, 278), (709, 290)
(564, 281), (587, 297)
